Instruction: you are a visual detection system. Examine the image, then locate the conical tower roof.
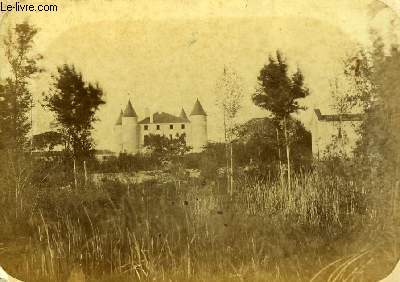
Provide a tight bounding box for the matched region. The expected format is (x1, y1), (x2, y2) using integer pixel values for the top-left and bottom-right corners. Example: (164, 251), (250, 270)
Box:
(115, 110), (123, 125)
(123, 100), (137, 117)
(190, 99), (207, 116)
(179, 108), (190, 121)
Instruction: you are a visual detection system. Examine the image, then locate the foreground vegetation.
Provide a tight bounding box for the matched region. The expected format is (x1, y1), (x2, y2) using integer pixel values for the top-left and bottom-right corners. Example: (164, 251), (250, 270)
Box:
(0, 156), (398, 281)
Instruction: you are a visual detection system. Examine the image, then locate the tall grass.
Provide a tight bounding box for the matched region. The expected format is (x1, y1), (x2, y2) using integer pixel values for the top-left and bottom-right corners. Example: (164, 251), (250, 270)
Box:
(236, 172), (368, 230)
(0, 165), (394, 281)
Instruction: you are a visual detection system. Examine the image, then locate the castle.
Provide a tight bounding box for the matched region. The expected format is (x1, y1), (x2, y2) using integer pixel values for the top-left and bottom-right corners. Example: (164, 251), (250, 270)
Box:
(113, 99), (207, 154)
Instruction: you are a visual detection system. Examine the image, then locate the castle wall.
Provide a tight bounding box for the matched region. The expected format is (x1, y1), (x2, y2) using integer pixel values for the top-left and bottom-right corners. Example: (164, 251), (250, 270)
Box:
(122, 117), (138, 154)
(113, 125), (122, 153)
(138, 122), (190, 148)
(190, 115), (207, 152)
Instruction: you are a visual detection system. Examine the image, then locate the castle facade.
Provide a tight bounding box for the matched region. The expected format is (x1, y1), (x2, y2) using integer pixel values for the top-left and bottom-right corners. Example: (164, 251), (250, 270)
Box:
(114, 99), (207, 154)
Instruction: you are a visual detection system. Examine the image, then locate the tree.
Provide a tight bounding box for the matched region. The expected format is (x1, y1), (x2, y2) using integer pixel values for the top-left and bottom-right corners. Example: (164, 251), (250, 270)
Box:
(352, 44), (400, 176)
(338, 32), (400, 227)
(144, 133), (191, 181)
(341, 34), (398, 173)
(0, 21), (42, 151)
(0, 21), (42, 219)
(252, 51), (309, 188)
(215, 66), (244, 195)
(44, 64), (105, 162)
(32, 131), (64, 151)
(236, 117), (312, 175)
(144, 133), (191, 162)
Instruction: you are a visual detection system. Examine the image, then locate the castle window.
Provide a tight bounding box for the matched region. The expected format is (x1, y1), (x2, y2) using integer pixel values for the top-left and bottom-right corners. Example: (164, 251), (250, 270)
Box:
(181, 124), (185, 129)
(156, 125), (160, 130)
(170, 124), (174, 130)
(169, 134), (172, 140)
(144, 125), (148, 131)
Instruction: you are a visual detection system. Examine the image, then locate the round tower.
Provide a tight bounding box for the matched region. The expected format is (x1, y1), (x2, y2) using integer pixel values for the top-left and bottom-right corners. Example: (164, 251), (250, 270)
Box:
(189, 98), (207, 152)
(121, 100), (139, 154)
(114, 110), (123, 153)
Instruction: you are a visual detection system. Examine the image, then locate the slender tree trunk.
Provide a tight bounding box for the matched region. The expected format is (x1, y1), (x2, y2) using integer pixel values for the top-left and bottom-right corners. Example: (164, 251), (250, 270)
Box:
(15, 167), (18, 219)
(84, 160), (88, 186)
(13, 78), (20, 220)
(73, 158), (77, 189)
(30, 98), (34, 157)
(276, 128), (283, 186)
(283, 116), (291, 190)
(230, 142), (233, 195)
(223, 110), (230, 194)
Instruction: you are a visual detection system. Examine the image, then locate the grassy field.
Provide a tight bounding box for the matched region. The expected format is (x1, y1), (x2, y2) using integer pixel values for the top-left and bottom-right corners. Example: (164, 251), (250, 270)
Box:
(0, 164), (399, 281)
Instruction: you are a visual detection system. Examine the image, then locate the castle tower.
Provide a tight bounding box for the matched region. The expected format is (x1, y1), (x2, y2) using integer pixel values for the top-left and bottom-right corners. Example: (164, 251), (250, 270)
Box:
(114, 110), (123, 152)
(121, 100), (139, 154)
(180, 108), (189, 122)
(189, 99), (207, 152)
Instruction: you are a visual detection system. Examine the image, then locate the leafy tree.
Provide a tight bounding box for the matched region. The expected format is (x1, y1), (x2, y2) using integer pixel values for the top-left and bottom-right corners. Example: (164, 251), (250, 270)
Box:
(236, 117), (280, 164)
(215, 67), (244, 194)
(144, 134), (170, 156)
(32, 131), (64, 151)
(144, 133), (191, 181)
(252, 50), (309, 188)
(349, 43), (400, 178)
(0, 21), (42, 151)
(44, 64), (105, 162)
(339, 32), (400, 227)
(144, 133), (191, 162)
(236, 117), (312, 174)
(198, 142), (226, 180)
(0, 21), (42, 219)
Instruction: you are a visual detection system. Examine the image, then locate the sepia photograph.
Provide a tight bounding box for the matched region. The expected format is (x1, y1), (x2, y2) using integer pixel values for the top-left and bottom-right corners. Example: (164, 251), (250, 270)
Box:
(0, 0), (399, 281)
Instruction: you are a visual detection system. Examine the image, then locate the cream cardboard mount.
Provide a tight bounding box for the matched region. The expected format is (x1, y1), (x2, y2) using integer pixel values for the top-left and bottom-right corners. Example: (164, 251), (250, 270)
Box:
(0, 266), (22, 282)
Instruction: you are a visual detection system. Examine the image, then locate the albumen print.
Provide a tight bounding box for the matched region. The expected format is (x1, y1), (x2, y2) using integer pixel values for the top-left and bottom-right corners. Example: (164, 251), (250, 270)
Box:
(0, 1), (399, 281)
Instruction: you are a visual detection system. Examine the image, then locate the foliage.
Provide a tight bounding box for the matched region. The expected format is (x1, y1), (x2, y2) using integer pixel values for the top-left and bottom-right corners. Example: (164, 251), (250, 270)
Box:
(341, 37), (400, 187)
(252, 50), (309, 120)
(236, 117), (312, 173)
(0, 21), (42, 151)
(215, 67), (244, 141)
(90, 153), (160, 173)
(324, 36), (400, 250)
(144, 133), (191, 161)
(252, 50), (310, 187)
(0, 22), (43, 232)
(355, 47), (400, 176)
(197, 142), (227, 179)
(32, 131), (64, 151)
(92, 135), (192, 174)
(328, 78), (357, 115)
(0, 167), (377, 282)
(44, 64), (105, 161)
(214, 67), (244, 193)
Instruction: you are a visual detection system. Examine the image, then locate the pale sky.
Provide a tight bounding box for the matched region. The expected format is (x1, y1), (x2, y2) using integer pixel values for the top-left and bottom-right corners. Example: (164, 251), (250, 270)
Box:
(0, 0), (398, 149)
